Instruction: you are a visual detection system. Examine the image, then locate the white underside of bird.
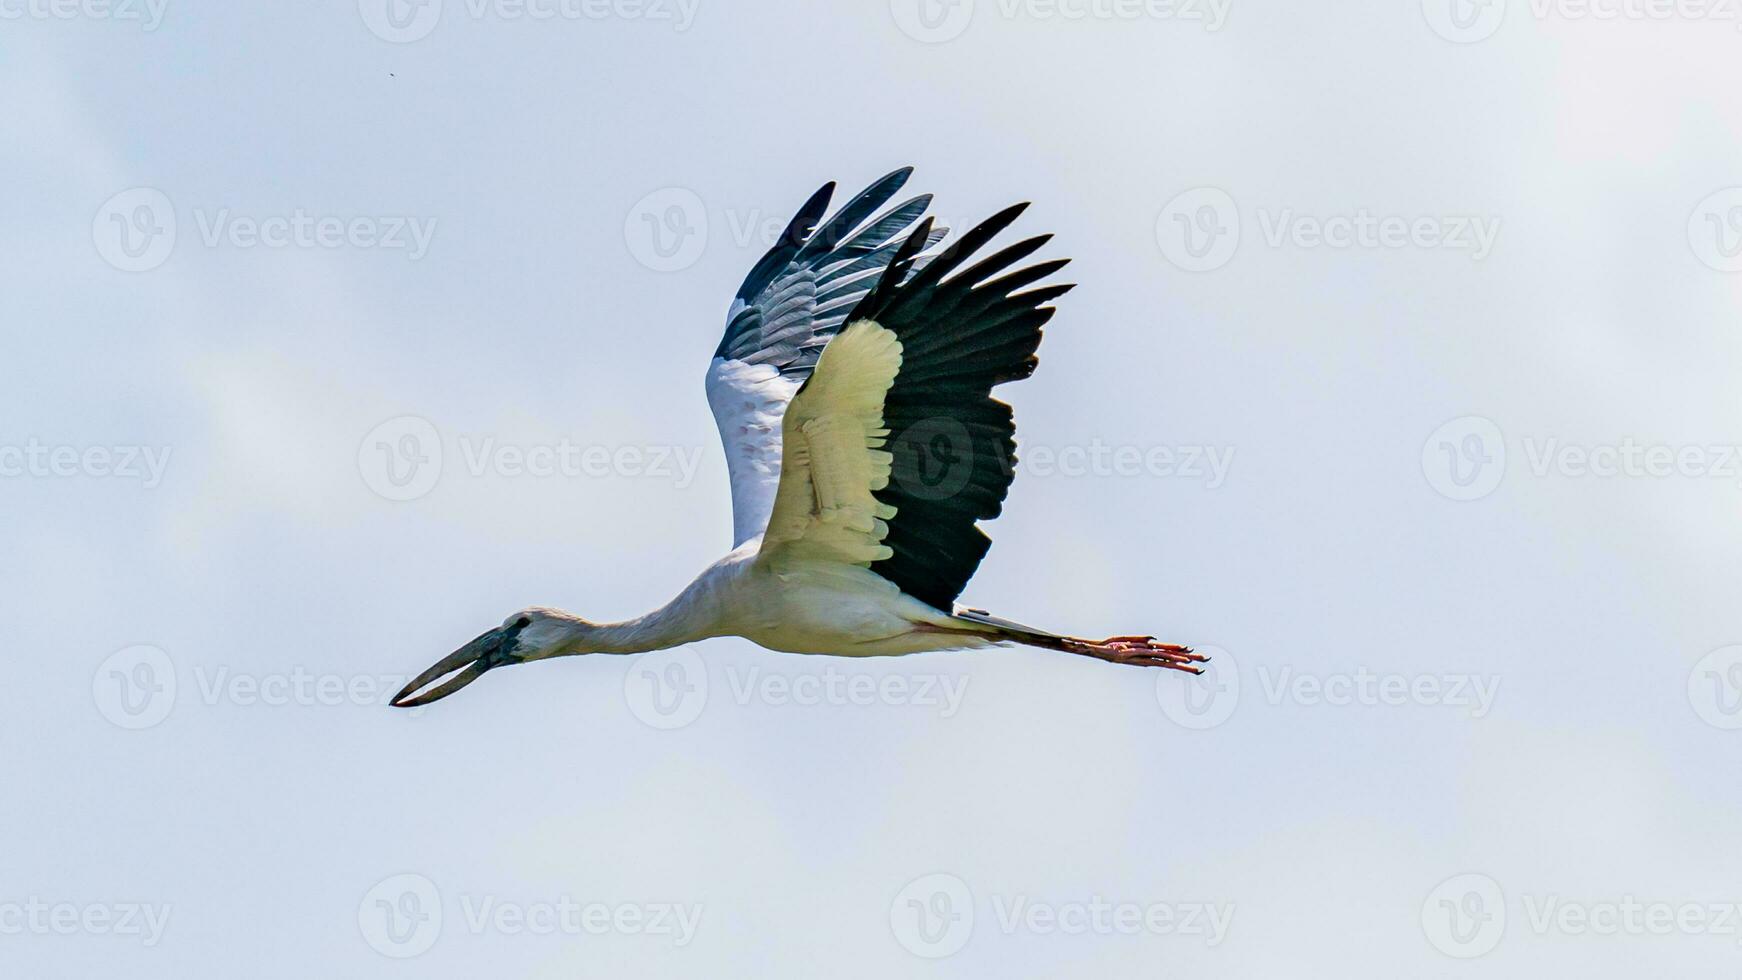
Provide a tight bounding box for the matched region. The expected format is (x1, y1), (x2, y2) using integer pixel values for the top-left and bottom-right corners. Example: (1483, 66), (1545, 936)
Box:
(606, 324), (1001, 659)
(393, 169), (1202, 708)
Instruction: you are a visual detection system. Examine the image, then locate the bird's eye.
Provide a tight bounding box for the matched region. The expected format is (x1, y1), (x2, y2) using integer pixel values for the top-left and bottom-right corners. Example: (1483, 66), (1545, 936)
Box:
(513, 616), (531, 629)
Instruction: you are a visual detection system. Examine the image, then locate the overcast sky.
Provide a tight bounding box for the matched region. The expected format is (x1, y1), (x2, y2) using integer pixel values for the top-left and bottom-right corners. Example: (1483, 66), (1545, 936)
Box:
(5, 1), (1742, 977)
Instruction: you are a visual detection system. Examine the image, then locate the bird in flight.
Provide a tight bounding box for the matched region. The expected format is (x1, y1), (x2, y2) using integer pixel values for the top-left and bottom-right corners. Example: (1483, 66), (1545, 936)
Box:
(392, 168), (1203, 708)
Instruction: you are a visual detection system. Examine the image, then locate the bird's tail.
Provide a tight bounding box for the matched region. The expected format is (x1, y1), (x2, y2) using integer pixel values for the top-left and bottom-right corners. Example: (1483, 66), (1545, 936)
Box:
(953, 608), (1207, 674)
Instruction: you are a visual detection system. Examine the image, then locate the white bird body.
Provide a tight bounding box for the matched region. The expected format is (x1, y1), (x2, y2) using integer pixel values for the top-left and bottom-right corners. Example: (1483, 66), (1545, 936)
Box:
(728, 549), (993, 657)
(392, 169), (1202, 708)
(525, 525), (998, 660)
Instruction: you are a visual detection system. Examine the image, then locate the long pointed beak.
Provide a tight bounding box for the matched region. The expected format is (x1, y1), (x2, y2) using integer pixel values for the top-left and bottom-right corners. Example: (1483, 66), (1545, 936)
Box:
(391, 626), (515, 708)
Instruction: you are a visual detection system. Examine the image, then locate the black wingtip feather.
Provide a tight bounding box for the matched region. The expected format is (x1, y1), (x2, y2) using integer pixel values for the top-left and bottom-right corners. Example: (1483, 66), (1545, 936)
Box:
(734, 180), (834, 302)
(789, 182), (836, 242)
(796, 169), (915, 262)
(880, 203), (1032, 313)
(851, 216), (934, 321)
(850, 200), (1073, 611)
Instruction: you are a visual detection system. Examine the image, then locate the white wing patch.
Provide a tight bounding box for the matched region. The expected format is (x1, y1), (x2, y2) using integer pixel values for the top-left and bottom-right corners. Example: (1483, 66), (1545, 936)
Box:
(759, 321), (903, 566)
(706, 356), (802, 547)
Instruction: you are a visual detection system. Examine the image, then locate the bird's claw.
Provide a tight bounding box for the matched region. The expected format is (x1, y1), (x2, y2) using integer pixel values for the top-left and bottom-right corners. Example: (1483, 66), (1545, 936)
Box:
(1067, 636), (1207, 674)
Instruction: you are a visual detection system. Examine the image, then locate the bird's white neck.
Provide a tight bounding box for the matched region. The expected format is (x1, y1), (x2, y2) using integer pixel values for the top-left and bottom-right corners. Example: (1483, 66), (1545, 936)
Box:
(534, 583), (725, 658)
(564, 611), (702, 656)
(519, 553), (745, 660)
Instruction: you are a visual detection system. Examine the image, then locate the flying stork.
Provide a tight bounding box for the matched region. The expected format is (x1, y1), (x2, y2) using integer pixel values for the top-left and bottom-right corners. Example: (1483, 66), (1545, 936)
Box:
(391, 168), (1203, 708)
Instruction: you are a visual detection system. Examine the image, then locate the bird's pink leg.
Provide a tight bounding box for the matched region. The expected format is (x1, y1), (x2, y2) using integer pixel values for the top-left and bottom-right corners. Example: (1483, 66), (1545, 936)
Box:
(1060, 635), (1207, 674)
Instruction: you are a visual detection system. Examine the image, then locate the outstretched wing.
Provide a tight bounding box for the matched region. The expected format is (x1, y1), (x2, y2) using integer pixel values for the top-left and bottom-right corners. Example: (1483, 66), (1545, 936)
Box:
(759, 320), (903, 566)
(706, 168), (945, 547)
(758, 208), (1072, 610)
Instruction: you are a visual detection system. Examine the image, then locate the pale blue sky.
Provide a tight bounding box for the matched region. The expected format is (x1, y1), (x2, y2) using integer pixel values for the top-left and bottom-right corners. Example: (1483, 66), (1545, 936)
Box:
(5, 2), (1742, 976)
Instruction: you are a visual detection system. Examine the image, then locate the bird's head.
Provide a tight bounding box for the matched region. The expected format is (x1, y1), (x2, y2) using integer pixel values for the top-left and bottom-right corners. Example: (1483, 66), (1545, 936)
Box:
(390, 607), (585, 708)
